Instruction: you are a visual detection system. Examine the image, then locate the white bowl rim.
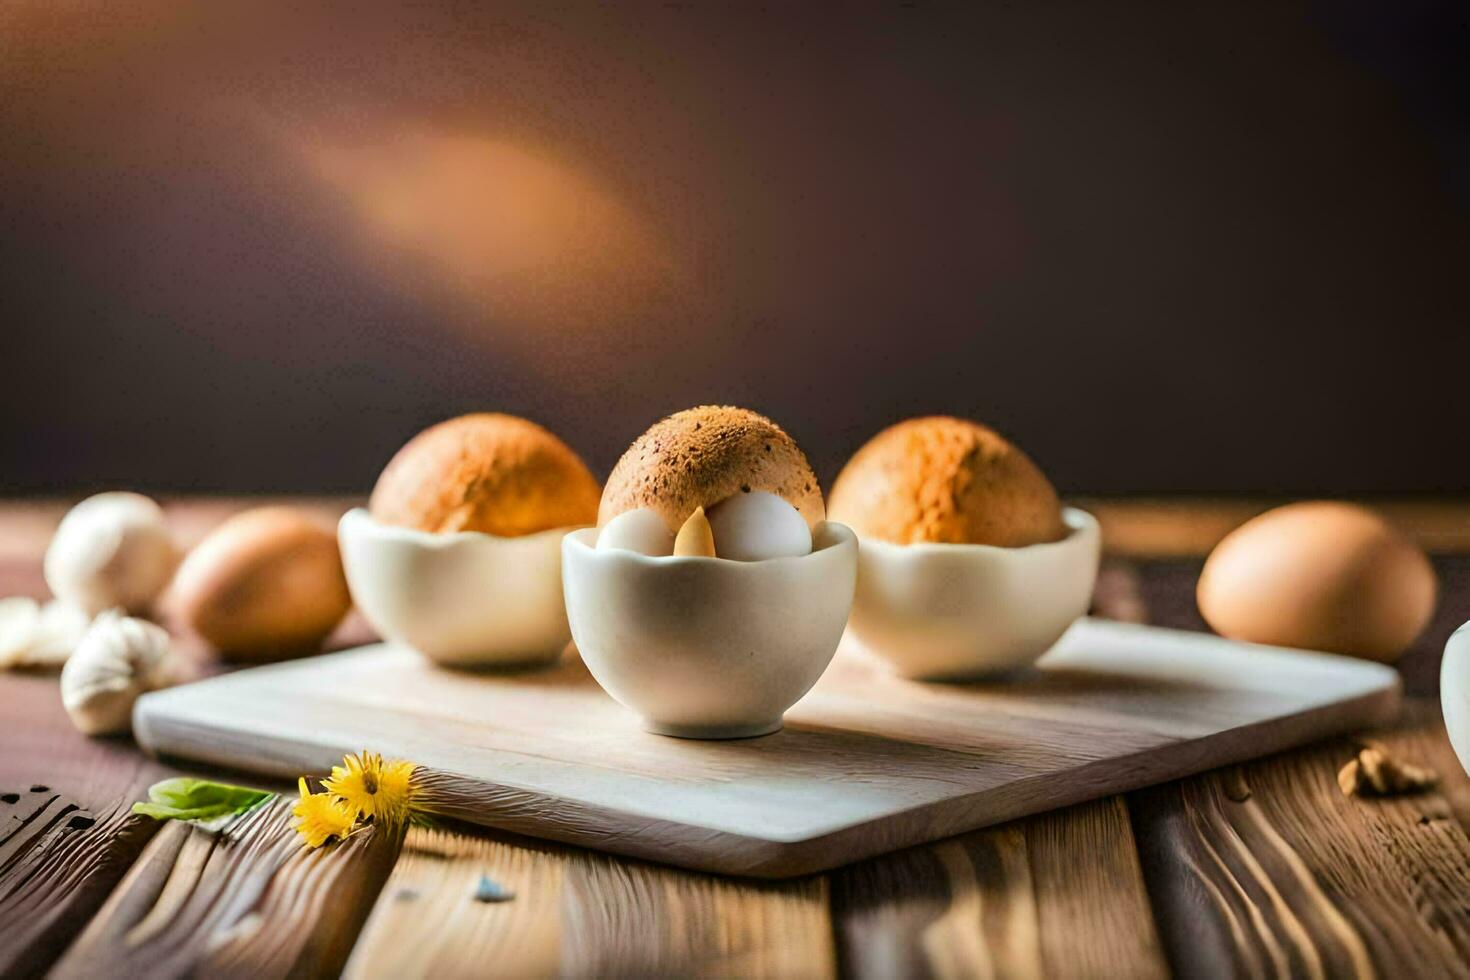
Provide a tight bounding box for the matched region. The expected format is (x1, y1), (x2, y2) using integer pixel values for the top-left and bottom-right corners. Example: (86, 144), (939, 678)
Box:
(567, 520), (856, 568)
(340, 506), (589, 549)
(852, 506), (1098, 557)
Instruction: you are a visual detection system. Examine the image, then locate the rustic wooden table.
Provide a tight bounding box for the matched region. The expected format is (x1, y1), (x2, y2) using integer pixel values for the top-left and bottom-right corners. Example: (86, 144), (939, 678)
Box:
(2, 498), (1468, 979)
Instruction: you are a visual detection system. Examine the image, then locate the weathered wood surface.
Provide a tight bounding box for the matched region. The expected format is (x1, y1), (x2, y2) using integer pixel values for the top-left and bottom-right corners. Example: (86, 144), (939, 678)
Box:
(0, 499), (1468, 978)
(51, 798), (403, 980)
(0, 663), (174, 978)
(346, 825), (835, 979)
(1129, 699), (1470, 979)
(0, 770), (164, 979)
(833, 795), (1168, 979)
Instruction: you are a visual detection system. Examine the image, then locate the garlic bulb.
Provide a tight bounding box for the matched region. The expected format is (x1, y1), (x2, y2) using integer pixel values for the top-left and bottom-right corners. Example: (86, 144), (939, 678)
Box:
(0, 598), (91, 669)
(60, 612), (179, 735)
(30, 601), (92, 665)
(0, 597), (40, 667)
(44, 493), (178, 616)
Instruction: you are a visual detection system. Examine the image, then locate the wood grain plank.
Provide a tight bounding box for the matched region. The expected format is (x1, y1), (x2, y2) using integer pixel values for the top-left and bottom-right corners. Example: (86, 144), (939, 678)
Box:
(1129, 702), (1470, 979)
(0, 669), (174, 978)
(833, 825), (1043, 979)
(51, 798), (403, 980)
(344, 824), (834, 979)
(0, 785), (162, 979)
(1028, 797), (1169, 979)
(833, 796), (1166, 979)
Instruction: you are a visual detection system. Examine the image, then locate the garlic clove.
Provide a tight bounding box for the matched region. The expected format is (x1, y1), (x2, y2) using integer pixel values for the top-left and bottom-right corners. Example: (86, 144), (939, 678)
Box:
(673, 507), (717, 558)
(60, 611), (179, 736)
(0, 597), (41, 668)
(25, 601), (92, 667)
(0, 598), (94, 670)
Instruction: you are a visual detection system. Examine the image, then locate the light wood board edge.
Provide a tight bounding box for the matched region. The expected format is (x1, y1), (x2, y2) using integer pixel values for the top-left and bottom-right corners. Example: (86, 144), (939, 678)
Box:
(134, 675), (1400, 879)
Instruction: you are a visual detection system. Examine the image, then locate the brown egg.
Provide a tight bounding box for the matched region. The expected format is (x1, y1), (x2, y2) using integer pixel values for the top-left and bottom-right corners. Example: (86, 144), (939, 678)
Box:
(827, 416), (1065, 547)
(1197, 501), (1437, 663)
(171, 507), (352, 661)
(370, 413), (600, 536)
(599, 405), (824, 532)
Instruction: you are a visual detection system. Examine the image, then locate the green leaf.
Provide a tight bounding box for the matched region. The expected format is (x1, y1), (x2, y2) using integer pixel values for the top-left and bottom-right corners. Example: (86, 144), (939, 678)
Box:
(131, 777), (272, 825)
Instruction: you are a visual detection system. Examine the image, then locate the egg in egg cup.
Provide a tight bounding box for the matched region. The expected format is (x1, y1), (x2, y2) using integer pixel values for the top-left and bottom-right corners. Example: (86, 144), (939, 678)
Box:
(340, 413), (599, 669)
(562, 406), (857, 739)
(1443, 623), (1470, 779)
(828, 416), (1100, 680)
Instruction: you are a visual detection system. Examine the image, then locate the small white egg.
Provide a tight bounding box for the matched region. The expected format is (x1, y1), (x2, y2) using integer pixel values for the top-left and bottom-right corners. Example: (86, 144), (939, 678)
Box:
(597, 507), (675, 556)
(707, 491), (811, 562)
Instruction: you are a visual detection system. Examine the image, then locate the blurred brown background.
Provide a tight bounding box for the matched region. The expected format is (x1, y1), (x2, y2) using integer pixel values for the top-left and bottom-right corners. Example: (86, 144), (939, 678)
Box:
(3, 1), (1467, 497)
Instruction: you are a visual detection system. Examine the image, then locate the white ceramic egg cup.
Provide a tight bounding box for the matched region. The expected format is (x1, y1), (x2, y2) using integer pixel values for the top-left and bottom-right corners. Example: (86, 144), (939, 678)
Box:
(1443, 623), (1470, 777)
(339, 508), (582, 670)
(562, 522), (858, 739)
(846, 507), (1101, 680)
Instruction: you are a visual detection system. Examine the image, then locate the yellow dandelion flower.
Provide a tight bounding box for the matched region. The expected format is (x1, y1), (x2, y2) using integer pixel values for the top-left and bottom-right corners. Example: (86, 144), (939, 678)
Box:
(293, 777), (357, 848)
(322, 751), (417, 825)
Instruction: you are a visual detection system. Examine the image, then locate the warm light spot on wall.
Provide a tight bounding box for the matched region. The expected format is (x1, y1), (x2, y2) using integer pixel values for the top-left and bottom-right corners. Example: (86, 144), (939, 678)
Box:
(301, 129), (674, 336)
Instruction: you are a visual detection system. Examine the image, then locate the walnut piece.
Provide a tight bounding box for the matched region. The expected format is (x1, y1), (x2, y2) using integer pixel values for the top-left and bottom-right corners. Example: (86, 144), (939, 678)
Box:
(1337, 743), (1438, 797)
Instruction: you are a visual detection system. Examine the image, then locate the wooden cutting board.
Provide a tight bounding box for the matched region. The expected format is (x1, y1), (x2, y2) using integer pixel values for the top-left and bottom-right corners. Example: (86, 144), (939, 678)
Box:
(134, 618), (1399, 878)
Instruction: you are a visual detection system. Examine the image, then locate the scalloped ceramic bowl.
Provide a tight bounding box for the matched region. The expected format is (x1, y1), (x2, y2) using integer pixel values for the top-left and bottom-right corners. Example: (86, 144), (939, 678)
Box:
(562, 522), (858, 739)
(1442, 623), (1470, 777)
(846, 507), (1101, 680)
(339, 508), (582, 669)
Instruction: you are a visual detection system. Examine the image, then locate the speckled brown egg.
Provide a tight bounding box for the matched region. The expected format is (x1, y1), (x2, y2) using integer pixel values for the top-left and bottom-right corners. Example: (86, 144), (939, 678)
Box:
(827, 416), (1065, 547)
(170, 506), (352, 661)
(1197, 501), (1437, 663)
(599, 406), (824, 532)
(370, 413), (600, 536)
